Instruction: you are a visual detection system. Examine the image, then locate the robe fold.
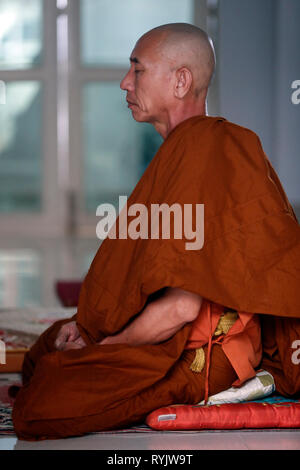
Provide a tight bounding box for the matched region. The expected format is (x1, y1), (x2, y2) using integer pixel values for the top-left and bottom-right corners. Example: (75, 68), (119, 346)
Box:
(12, 115), (300, 440)
(13, 321), (237, 440)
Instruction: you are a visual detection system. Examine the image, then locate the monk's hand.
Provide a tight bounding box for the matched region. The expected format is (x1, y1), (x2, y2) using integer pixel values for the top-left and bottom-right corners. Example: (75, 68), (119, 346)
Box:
(98, 334), (123, 345)
(55, 321), (87, 351)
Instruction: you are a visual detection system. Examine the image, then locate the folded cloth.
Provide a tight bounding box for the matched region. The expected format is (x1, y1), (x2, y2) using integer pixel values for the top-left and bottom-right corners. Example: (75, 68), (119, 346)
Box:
(197, 369), (275, 405)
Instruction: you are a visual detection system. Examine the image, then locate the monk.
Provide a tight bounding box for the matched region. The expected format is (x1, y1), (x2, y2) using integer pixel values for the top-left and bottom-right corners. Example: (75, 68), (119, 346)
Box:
(12, 23), (300, 440)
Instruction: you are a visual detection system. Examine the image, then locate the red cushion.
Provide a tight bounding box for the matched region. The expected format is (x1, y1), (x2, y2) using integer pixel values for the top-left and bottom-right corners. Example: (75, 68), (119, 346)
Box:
(146, 396), (300, 430)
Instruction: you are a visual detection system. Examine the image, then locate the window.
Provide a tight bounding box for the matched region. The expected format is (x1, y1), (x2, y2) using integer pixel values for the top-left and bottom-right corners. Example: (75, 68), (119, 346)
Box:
(0, 0), (218, 306)
(0, 0), (218, 236)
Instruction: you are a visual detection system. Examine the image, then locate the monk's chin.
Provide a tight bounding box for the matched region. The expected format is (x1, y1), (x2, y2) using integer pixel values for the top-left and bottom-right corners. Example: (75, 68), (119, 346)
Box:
(130, 108), (150, 123)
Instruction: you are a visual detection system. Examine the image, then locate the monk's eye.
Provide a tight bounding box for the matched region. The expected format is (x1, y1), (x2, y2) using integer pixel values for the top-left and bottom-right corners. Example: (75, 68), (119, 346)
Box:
(135, 69), (143, 74)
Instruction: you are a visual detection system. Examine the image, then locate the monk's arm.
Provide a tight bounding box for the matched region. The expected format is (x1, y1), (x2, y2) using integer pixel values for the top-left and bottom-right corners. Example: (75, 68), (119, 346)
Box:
(99, 287), (202, 346)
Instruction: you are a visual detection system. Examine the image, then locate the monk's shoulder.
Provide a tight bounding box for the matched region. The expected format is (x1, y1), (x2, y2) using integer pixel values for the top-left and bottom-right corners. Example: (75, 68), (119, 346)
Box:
(187, 116), (261, 144)
(220, 119), (261, 143)
(167, 116), (261, 149)
(164, 116), (265, 172)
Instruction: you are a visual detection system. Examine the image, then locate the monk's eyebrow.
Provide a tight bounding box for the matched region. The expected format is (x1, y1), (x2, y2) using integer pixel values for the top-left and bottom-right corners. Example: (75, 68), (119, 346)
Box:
(130, 57), (140, 64)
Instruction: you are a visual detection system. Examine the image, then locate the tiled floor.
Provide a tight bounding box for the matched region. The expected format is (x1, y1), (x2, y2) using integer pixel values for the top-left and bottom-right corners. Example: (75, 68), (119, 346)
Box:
(1, 428), (300, 450)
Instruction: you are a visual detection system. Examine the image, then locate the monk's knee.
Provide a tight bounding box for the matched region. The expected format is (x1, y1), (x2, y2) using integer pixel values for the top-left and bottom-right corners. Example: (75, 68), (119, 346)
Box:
(13, 353), (61, 440)
(21, 318), (72, 385)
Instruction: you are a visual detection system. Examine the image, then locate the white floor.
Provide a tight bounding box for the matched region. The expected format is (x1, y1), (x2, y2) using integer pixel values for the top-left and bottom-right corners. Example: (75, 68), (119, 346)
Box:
(1, 428), (300, 450)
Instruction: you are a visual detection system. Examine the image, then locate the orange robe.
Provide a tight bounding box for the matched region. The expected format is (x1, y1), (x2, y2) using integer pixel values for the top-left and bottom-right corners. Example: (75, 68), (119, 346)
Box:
(186, 299), (262, 396)
(12, 115), (300, 440)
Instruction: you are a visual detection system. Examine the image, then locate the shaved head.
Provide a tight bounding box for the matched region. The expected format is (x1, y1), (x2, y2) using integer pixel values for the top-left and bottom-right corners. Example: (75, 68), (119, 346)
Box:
(137, 23), (216, 96)
(120, 23), (216, 138)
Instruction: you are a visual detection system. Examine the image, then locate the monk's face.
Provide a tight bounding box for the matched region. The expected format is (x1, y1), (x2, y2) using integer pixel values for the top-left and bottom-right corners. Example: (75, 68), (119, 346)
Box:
(120, 34), (175, 124)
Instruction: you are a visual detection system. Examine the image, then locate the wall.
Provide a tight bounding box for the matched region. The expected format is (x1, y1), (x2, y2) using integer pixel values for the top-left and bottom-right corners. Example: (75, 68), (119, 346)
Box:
(218, 0), (300, 211)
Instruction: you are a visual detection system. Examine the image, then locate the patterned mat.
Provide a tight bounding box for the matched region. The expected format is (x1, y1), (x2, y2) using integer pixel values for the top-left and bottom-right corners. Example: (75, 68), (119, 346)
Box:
(0, 405), (14, 435)
(0, 376), (20, 435)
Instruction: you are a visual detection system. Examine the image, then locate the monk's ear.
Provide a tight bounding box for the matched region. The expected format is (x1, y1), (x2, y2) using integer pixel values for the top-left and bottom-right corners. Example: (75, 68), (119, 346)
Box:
(174, 67), (193, 99)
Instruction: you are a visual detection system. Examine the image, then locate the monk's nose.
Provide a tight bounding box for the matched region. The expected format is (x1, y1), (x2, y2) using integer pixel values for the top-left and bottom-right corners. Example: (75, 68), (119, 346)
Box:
(120, 70), (133, 91)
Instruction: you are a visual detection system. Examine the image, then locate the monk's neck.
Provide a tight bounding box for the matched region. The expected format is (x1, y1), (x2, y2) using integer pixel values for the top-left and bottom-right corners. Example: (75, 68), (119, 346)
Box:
(154, 102), (207, 140)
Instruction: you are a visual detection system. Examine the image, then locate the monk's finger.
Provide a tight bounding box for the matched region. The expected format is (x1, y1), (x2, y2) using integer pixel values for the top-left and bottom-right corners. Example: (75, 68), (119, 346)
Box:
(55, 322), (78, 349)
(74, 336), (87, 347)
(62, 341), (84, 351)
(55, 327), (69, 349)
(62, 321), (79, 342)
